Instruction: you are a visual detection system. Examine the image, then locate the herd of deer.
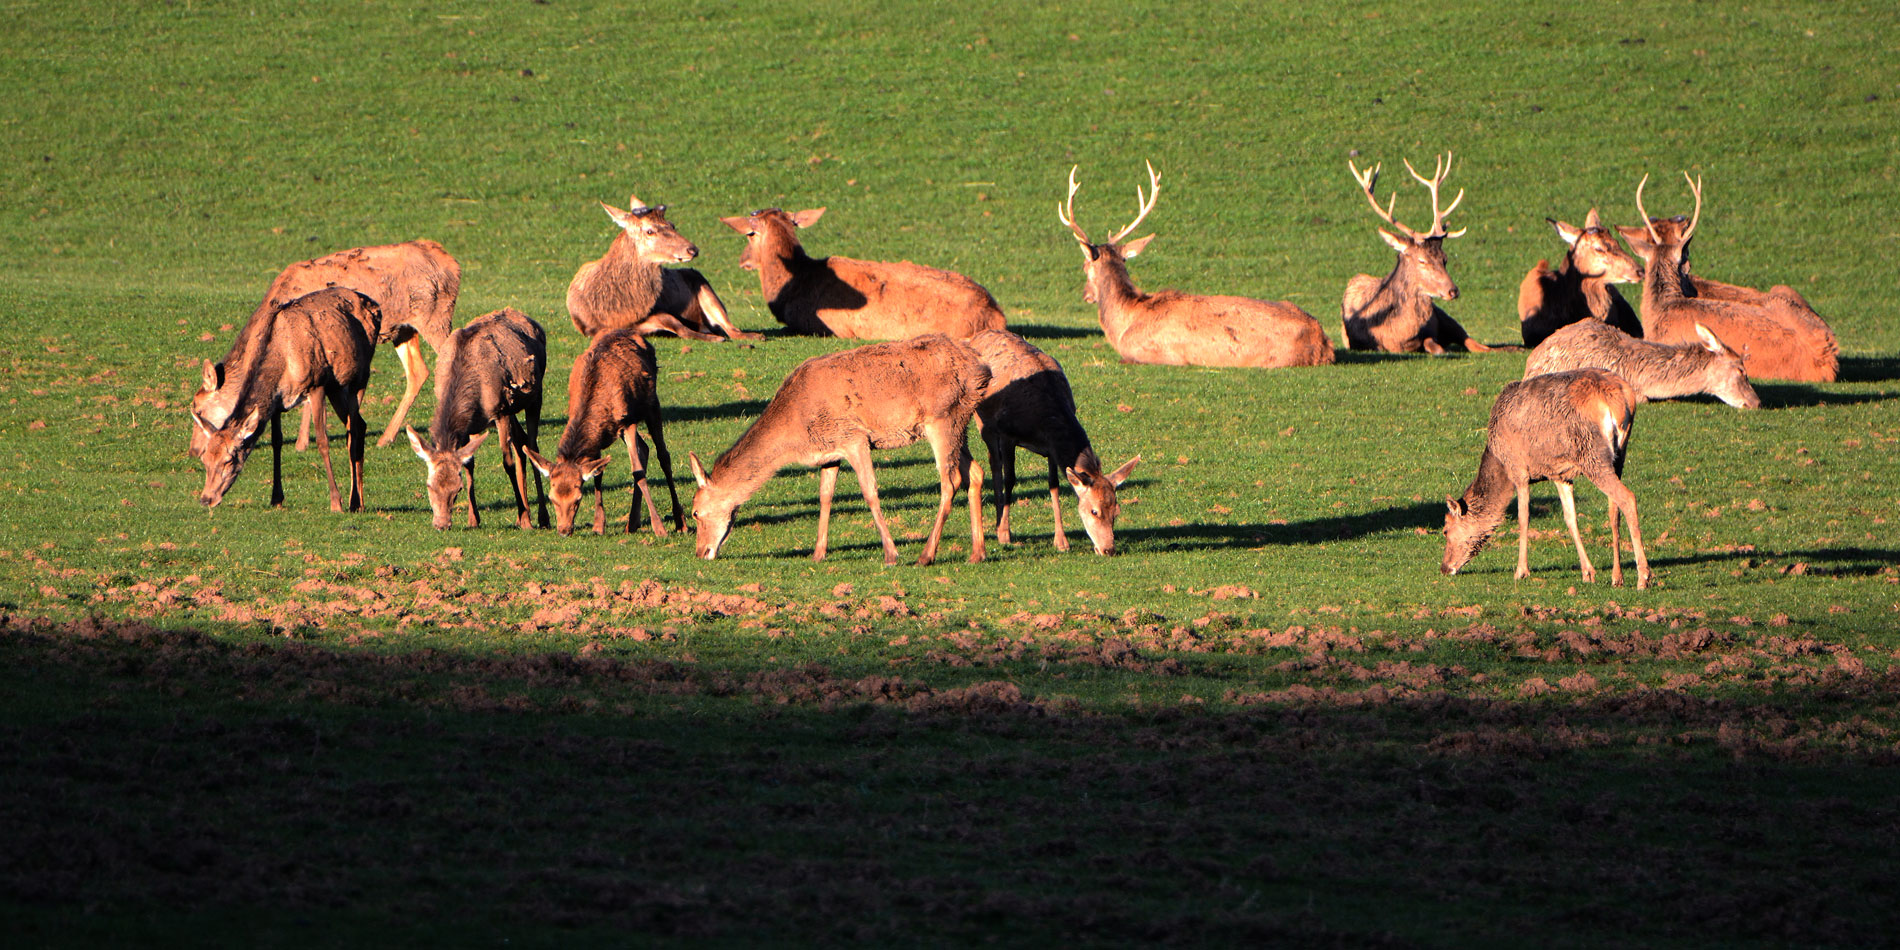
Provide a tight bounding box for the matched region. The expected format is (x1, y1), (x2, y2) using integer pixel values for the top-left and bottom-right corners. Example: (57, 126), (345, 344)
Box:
(185, 155), (1840, 586)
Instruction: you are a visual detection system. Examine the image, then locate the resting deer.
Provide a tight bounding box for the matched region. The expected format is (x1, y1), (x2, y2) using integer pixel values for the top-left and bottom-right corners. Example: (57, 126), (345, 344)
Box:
(404, 308), (549, 531)
(525, 328), (684, 537)
(968, 329), (1140, 555)
(1442, 368), (1651, 588)
(192, 240), (458, 457)
(567, 196), (760, 343)
(1056, 163), (1336, 367)
(1341, 153), (1494, 353)
(1616, 174), (1839, 382)
(1525, 320), (1760, 409)
(718, 207), (1007, 340)
(688, 335), (988, 566)
(1517, 210), (1645, 347)
(191, 288), (376, 512)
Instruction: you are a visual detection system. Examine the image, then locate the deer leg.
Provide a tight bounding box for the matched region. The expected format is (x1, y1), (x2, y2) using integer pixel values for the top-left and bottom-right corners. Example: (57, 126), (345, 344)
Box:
(495, 416), (532, 530)
(915, 425), (963, 567)
(312, 395), (341, 512)
(1594, 475), (1650, 590)
(522, 402), (548, 529)
(813, 462), (841, 562)
(343, 387), (367, 511)
(692, 282), (763, 341)
(983, 431), (1014, 545)
(962, 439), (985, 564)
(629, 428), (666, 538)
(270, 410), (286, 508)
(376, 337), (431, 448)
(1606, 491), (1624, 588)
(464, 458), (480, 529)
(841, 442), (900, 566)
(639, 312), (726, 343)
(593, 461), (609, 536)
(1554, 481), (1595, 583)
(295, 396), (318, 452)
(1515, 484), (1532, 579)
(1046, 456), (1070, 553)
(645, 405), (684, 533)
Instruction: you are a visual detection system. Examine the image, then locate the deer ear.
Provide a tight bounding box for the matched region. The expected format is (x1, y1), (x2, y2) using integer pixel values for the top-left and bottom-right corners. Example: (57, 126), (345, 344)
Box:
(1108, 455), (1141, 487)
(1063, 467), (1087, 491)
(1549, 218), (1582, 246)
(582, 455), (611, 481)
(601, 201), (637, 228)
(627, 193), (645, 211)
(1694, 322), (1725, 353)
(1445, 495), (1464, 516)
(791, 207), (826, 228)
(405, 426), (432, 461)
(689, 452), (710, 488)
(1378, 228), (1410, 253)
(201, 359), (222, 393)
(1584, 207), (1604, 230)
(524, 447), (553, 478)
(719, 215), (753, 235)
(1120, 234), (1156, 258)
(191, 410), (217, 437)
(457, 432), (487, 464)
(232, 406), (266, 441)
(1615, 225), (1652, 250)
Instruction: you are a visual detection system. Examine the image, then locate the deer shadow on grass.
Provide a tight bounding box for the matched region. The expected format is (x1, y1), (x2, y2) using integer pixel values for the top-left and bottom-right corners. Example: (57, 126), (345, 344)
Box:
(1118, 500), (1449, 553)
(1751, 383), (1898, 409)
(1006, 323), (1108, 341)
(1837, 355), (1900, 383)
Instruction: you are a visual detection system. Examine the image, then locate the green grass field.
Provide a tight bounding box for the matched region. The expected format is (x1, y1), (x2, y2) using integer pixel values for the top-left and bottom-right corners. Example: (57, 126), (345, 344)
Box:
(4, 1), (1898, 945)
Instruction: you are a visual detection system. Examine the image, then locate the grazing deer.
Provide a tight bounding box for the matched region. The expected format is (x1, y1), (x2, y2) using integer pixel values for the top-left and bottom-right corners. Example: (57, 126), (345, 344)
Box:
(192, 240), (459, 457)
(1056, 163), (1336, 367)
(1341, 153), (1495, 354)
(1616, 174), (1839, 382)
(191, 288), (376, 512)
(567, 196), (761, 343)
(1524, 319), (1760, 409)
(718, 207), (1007, 340)
(688, 335), (989, 566)
(1517, 210), (1645, 347)
(524, 328), (684, 537)
(1442, 368), (1651, 589)
(968, 329), (1141, 555)
(404, 308), (549, 531)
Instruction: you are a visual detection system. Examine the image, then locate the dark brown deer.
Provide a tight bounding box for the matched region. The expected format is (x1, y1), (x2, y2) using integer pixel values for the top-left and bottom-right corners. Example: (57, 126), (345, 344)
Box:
(1056, 163), (1336, 367)
(567, 196), (760, 343)
(1517, 209), (1645, 347)
(404, 308), (549, 531)
(524, 328), (683, 537)
(1524, 320), (1760, 409)
(967, 329), (1140, 555)
(192, 240), (458, 456)
(1616, 174), (1839, 382)
(1442, 368), (1651, 588)
(1341, 153), (1494, 353)
(191, 288), (376, 512)
(687, 335), (989, 566)
(718, 207), (1007, 340)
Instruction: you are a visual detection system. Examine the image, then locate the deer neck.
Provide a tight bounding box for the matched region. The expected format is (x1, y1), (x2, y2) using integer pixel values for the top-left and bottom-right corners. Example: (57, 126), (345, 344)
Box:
(1640, 247), (1692, 313)
(554, 363), (618, 462)
(1090, 262), (1145, 343)
(755, 241), (818, 308)
(1559, 254), (1618, 321)
(1380, 255), (1432, 321)
(708, 408), (810, 503)
(1459, 447), (1515, 537)
(597, 233), (665, 314)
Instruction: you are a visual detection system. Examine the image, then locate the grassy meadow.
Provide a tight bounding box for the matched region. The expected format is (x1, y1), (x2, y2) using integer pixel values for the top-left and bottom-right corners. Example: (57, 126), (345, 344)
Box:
(3, 0), (1899, 945)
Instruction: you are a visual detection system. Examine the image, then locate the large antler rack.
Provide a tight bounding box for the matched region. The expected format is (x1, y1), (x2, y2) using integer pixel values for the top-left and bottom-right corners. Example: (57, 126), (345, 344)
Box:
(1056, 161), (1162, 250)
(1350, 152), (1466, 240)
(1633, 171), (1703, 246)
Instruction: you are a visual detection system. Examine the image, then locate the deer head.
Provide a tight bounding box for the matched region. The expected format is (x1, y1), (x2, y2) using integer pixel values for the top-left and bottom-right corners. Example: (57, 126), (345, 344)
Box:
(1550, 209), (1643, 284)
(187, 359), (230, 460)
(1440, 494), (1495, 576)
(687, 452), (738, 559)
(602, 196), (697, 264)
(525, 449), (610, 536)
(1616, 172), (1703, 278)
(191, 404), (265, 508)
(1691, 323), (1762, 409)
(406, 427), (487, 530)
(1066, 456), (1141, 556)
(1056, 163), (1161, 303)
(720, 207), (826, 272)
(1350, 153), (1467, 300)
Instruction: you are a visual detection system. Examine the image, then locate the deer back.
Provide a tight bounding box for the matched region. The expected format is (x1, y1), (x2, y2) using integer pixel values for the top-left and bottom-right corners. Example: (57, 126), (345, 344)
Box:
(968, 329), (1093, 469)
(1525, 320), (1761, 408)
(567, 202), (703, 337)
(260, 240), (459, 349)
(557, 328), (658, 460)
(430, 308), (547, 446)
(1116, 289), (1334, 368)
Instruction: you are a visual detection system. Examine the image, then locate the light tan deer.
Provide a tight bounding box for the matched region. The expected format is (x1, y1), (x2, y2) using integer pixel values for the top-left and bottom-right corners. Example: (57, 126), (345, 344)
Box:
(192, 240), (458, 457)
(1615, 174), (1839, 382)
(718, 207), (1007, 340)
(1517, 209), (1645, 347)
(567, 196), (760, 343)
(687, 335), (988, 566)
(191, 288), (376, 512)
(1056, 163), (1335, 367)
(968, 329), (1141, 555)
(1442, 368), (1650, 588)
(1341, 153), (1495, 354)
(525, 328), (683, 537)
(1525, 319), (1760, 409)
(404, 308), (549, 531)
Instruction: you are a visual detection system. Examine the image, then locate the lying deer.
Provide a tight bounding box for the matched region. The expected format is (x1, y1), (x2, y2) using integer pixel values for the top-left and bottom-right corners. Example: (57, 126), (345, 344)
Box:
(1616, 174), (1839, 382)
(968, 329), (1141, 555)
(191, 288), (376, 512)
(1341, 153), (1494, 353)
(1442, 368), (1651, 588)
(719, 207), (1006, 340)
(1524, 320), (1760, 409)
(1517, 209), (1645, 347)
(1056, 163), (1335, 367)
(404, 308), (549, 530)
(567, 196), (760, 343)
(688, 334), (988, 566)
(525, 328), (683, 537)
(192, 239), (458, 456)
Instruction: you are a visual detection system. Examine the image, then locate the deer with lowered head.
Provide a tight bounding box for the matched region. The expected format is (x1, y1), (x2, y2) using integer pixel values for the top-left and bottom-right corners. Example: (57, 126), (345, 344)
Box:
(1517, 209), (1645, 347)
(718, 207), (1007, 340)
(567, 195), (760, 343)
(192, 239), (459, 457)
(1525, 319), (1760, 409)
(688, 334), (989, 566)
(1615, 174), (1838, 382)
(1341, 153), (1494, 354)
(968, 329), (1141, 555)
(191, 287), (377, 512)
(1442, 368), (1651, 589)
(1056, 163), (1335, 367)
(405, 308), (549, 531)
(525, 328), (683, 537)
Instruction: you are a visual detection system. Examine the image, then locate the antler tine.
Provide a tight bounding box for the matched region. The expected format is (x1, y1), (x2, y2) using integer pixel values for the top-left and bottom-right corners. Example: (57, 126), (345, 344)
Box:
(1056, 165), (1092, 247)
(1108, 160), (1161, 245)
(1348, 159), (1415, 238)
(1403, 152), (1463, 237)
(1681, 171), (1703, 241)
(1634, 173), (1661, 245)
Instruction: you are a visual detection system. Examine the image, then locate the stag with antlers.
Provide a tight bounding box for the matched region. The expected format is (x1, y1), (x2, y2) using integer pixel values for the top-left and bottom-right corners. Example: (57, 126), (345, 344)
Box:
(1341, 153), (1495, 354)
